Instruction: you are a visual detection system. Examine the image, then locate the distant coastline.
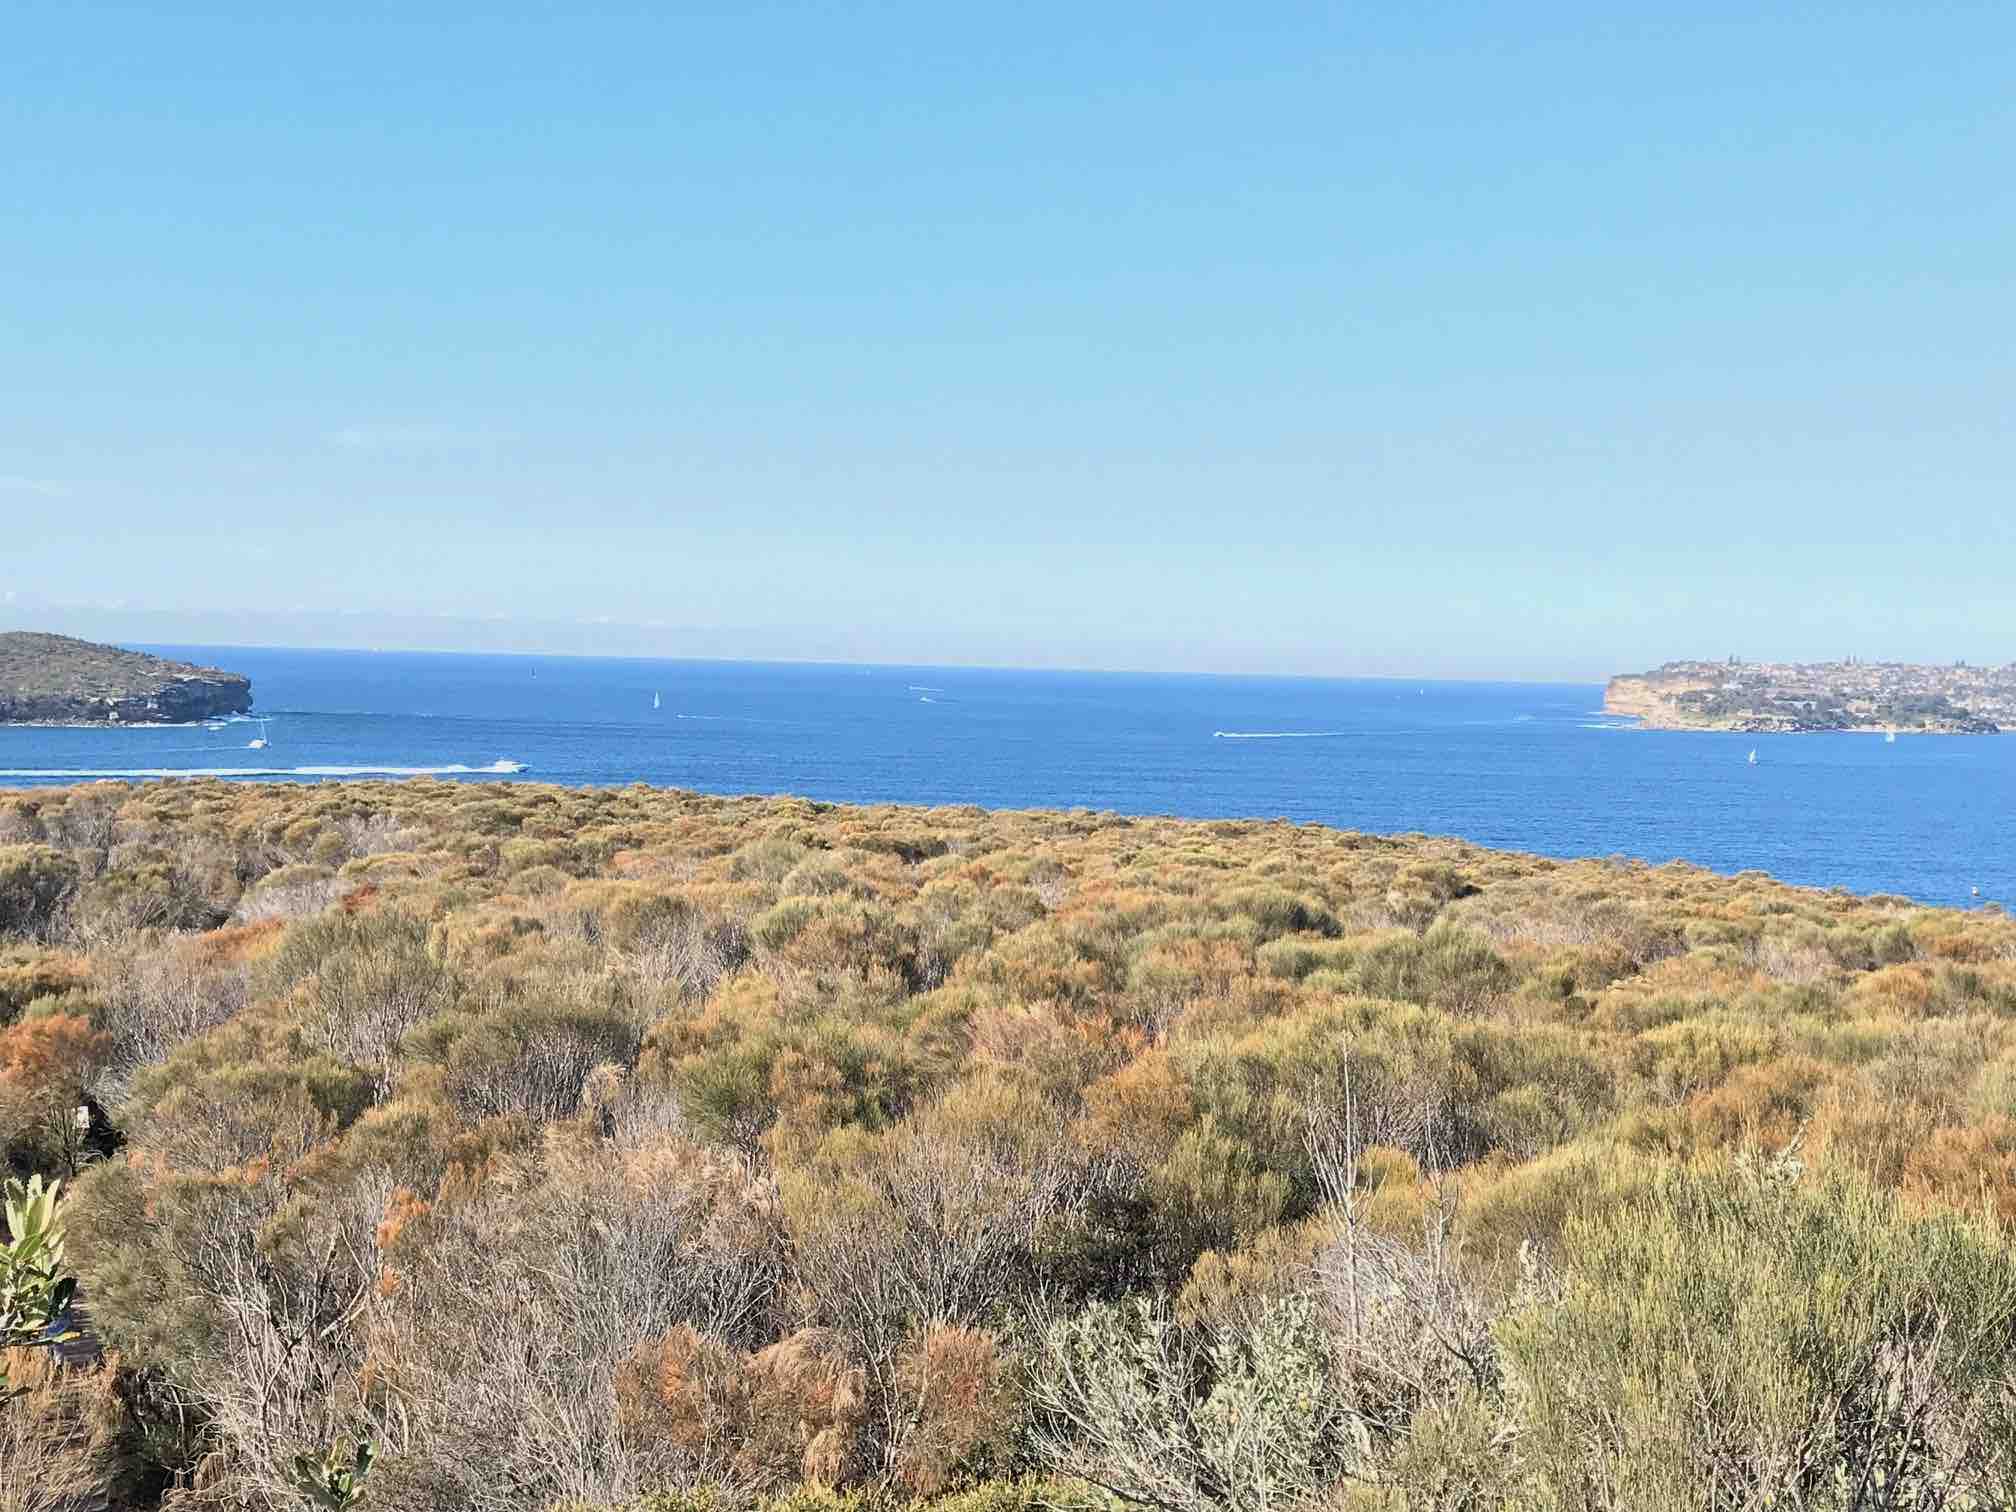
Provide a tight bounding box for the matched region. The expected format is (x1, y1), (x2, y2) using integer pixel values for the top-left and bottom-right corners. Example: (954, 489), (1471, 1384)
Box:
(1606, 659), (2012, 734)
(0, 720), (235, 730)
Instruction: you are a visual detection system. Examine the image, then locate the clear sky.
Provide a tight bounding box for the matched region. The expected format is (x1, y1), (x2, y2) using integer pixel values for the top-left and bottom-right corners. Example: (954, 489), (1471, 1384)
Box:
(7, 2), (2014, 680)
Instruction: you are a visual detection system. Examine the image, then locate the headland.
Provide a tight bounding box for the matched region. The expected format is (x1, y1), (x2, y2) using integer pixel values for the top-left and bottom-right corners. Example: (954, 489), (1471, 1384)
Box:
(0, 631), (253, 725)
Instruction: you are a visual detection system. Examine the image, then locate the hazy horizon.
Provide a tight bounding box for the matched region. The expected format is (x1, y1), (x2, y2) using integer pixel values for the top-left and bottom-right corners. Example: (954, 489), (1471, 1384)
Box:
(10, 597), (2009, 686)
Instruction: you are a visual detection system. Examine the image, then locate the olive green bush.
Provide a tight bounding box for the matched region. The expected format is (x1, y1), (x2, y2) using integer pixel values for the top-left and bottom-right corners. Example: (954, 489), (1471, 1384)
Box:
(1499, 1157), (2016, 1508)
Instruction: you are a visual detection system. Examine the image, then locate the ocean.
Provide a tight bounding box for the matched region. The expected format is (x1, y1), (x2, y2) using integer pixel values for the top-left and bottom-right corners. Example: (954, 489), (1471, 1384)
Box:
(1, 645), (2010, 908)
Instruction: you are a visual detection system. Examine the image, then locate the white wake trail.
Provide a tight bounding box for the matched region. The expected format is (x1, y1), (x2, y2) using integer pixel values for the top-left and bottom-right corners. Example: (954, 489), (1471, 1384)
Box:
(0, 760), (528, 779)
(1211, 731), (1345, 740)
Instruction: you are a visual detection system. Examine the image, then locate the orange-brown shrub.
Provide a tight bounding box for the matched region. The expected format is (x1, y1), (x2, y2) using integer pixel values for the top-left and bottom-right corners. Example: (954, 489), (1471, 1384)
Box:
(1685, 1054), (1838, 1152)
(1899, 1115), (2016, 1221)
(890, 1325), (1018, 1495)
(617, 1325), (867, 1491)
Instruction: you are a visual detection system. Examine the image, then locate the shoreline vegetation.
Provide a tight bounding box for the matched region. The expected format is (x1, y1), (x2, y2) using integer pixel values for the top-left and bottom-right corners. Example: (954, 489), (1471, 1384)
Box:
(1606, 656), (2015, 733)
(0, 632), (252, 727)
(5, 779), (2016, 1508)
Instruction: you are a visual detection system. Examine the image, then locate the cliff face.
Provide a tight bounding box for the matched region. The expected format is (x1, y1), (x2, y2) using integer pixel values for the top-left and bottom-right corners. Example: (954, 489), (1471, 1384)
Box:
(1604, 672), (1707, 726)
(0, 632), (253, 725)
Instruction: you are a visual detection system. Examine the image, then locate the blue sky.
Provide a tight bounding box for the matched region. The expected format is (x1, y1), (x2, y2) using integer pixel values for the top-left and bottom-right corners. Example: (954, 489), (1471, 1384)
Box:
(6, 2), (2013, 679)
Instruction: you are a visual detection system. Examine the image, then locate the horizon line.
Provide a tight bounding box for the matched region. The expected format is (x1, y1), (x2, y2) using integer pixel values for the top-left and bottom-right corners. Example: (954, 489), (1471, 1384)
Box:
(114, 635), (1602, 689)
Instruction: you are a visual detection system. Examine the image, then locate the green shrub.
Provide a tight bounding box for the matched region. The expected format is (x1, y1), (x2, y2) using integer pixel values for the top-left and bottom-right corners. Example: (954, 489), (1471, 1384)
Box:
(923, 1478), (1113, 1512)
(1499, 1158), (2016, 1505)
(548, 1490), (727, 1512)
(1343, 924), (1514, 1013)
(753, 897), (820, 951)
(1223, 887), (1341, 941)
(762, 1489), (871, 1512)
(731, 837), (810, 885)
(1025, 1293), (1365, 1511)
(0, 845), (78, 941)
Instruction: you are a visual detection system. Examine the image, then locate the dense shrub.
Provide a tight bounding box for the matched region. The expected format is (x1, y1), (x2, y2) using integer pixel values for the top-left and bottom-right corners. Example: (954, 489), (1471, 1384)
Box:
(0, 778), (2002, 1510)
(1499, 1158), (2016, 1504)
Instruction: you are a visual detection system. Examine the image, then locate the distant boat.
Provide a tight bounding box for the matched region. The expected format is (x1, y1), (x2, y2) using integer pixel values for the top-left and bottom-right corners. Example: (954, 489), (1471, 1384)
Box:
(653, 692), (661, 710)
(1747, 749), (1757, 765)
(246, 718), (270, 750)
(1885, 729), (1897, 743)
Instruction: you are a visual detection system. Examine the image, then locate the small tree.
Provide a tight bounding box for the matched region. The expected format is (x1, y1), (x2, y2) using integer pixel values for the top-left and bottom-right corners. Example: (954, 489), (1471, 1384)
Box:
(1, 1174), (77, 1398)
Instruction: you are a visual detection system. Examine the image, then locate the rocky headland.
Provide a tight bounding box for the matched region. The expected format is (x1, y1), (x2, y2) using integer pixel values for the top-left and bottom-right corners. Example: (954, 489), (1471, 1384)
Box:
(0, 632), (253, 724)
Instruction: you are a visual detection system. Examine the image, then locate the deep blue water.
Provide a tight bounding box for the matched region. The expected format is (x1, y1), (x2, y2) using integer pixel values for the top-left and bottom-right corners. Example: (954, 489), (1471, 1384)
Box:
(1, 645), (2010, 908)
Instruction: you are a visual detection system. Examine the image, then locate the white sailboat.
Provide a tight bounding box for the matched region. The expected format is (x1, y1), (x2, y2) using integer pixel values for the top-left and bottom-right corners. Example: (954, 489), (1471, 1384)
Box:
(652, 692), (661, 710)
(1746, 748), (1757, 766)
(247, 718), (271, 750)
(1885, 729), (1896, 743)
